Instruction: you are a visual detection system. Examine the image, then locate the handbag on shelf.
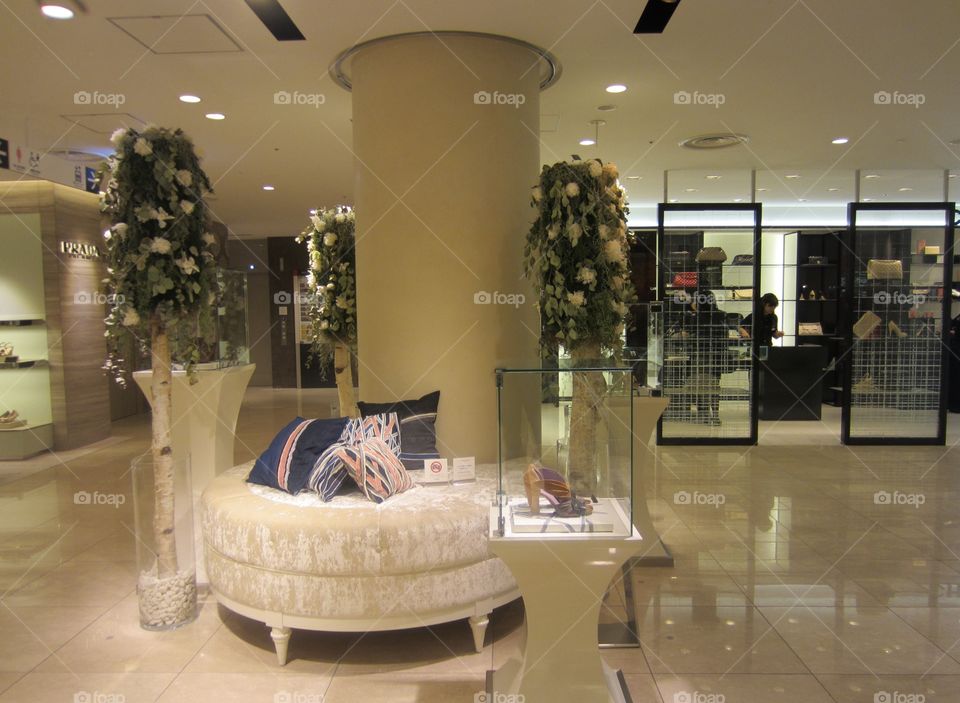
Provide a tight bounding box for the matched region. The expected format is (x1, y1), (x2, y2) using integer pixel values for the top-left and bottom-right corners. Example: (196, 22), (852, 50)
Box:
(853, 310), (882, 339)
(731, 289), (753, 300)
(798, 322), (823, 336)
(808, 256), (828, 265)
(730, 254), (754, 266)
(866, 259), (903, 280)
(695, 246), (728, 264)
(671, 272), (698, 288)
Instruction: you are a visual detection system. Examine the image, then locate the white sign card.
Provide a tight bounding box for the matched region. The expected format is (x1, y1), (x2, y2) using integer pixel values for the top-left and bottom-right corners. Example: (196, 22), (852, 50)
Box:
(452, 456), (475, 482)
(421, 458), (449, 484)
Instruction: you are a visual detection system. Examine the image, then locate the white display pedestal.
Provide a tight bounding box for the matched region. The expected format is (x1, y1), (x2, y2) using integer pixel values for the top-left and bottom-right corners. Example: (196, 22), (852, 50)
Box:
(133, 363), (255, 583)
(489, 528), (644, 703)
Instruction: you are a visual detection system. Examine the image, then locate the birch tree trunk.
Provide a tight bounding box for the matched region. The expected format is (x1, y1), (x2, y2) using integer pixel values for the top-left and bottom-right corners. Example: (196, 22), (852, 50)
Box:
(150, 320), (178, 578)
(334, 340), (359, 418)
(568, 341), (607, 497)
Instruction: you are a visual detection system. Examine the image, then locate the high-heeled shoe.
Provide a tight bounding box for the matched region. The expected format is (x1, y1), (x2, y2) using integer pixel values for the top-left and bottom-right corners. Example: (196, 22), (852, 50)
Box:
(523, 464), (593, 517)
(0, 343), (12, 358)
(0, 410), (19, 424)
(888, 320), (907, 338)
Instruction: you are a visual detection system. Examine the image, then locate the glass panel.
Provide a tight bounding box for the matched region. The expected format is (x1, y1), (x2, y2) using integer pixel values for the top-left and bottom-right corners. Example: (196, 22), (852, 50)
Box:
(494, 366), (633, 538)
(659, 213), (757, 441)
(217, 269), (250, 367)
(848, 211), (949, 440)
(622, 170), (663, 229)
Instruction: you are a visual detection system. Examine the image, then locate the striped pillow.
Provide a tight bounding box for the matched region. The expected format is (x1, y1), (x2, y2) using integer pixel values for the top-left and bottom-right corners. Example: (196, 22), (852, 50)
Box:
(357, 391), (440, 469)
(247, 416), (350, 494)
(341, 413), (402, 454)
(312, 437), (413, 503)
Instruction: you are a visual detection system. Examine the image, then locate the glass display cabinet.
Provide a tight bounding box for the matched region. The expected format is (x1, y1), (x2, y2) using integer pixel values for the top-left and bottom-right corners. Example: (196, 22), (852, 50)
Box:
(493, 364), (634, 538)
(842, 203), (955, 444)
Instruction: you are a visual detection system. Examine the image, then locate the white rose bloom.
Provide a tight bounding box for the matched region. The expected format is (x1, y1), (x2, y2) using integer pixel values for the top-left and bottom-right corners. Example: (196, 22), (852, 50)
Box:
(102, 229), (111, 241)
(567, 291), (586, 307)
(576, 267), (597, 285)
(532, 186), (543, 202)
(149, 237), (172, 255)
(320, 320), (330, 330)
(602, 163), (619, 181)
(122, 308), (140, 327)
(598, 224), (611, 240)
(334, 213), (345, 224)
(564, 182), (580, 198)
(202, 232), (216, 246)
(612, 275), (624, 290)
(113, 223), (128, 237)
(604, 239), (624, 263)
(110, 128), (126, 146)
(176, 256), (199, 276)
(611, 300), (628, 316)
(133, 138), (152, 156)
(326, 282), (335, 290)
(547, 223), (560, 240)
(588, 161), (603, 178)
(567, 223), (582, 245)
(310, 215), (323, 229)
(175, 169), (193, 187)
(323, 233), (337, 247)
(180, 200), (195, 215)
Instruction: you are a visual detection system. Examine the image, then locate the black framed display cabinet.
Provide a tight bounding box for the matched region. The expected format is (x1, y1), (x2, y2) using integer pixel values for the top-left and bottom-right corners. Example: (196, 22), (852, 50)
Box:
(655, 203), (762, 445)
(841, 202), (956, 445)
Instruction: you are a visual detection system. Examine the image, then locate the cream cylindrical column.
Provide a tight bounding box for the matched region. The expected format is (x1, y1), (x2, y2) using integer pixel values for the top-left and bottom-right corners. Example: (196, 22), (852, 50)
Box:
(350, 34), (546, 462)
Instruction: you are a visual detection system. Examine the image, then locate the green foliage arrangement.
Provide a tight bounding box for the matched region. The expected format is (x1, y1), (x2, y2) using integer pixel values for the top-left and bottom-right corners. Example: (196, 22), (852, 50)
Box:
(523, 159), (636, 354)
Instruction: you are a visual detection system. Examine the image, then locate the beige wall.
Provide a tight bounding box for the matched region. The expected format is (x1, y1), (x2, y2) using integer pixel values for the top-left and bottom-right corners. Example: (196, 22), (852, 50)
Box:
(351, 34), (542, 462)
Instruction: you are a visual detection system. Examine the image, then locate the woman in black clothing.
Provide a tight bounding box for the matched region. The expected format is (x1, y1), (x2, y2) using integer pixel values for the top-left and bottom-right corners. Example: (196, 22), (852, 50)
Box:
(739, 292), (784, 346)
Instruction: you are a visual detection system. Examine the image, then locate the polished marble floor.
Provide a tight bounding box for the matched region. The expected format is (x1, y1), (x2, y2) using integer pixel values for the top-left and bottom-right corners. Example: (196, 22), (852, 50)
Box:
(1, 388), (959, 702)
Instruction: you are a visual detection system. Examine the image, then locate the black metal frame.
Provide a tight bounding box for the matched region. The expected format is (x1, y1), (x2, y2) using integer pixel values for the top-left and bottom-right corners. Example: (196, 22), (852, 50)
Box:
(841, 202), (956, 445)
(655, 203), (762, 445)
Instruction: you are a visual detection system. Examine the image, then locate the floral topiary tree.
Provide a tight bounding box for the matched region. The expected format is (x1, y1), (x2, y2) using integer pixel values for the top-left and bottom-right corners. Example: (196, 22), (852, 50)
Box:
(101, 125), (216, 628)
(297, 205), (358, 417)
(523, 159), (636, 492)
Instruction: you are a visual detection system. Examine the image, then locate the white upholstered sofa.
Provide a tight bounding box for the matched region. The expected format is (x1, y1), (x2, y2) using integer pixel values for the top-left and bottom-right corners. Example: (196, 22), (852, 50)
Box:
(201, 463), (519, 665)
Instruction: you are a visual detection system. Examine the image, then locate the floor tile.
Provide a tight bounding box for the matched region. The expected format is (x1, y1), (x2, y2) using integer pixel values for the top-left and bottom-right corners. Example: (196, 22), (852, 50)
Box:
(0, 672), (173, 703)
(816, 674), (960, 702)
(655, 673), (835, 703)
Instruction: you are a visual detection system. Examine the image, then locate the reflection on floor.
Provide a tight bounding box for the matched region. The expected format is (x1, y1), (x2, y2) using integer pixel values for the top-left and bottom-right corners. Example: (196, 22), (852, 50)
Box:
(1, 388), (959, 701)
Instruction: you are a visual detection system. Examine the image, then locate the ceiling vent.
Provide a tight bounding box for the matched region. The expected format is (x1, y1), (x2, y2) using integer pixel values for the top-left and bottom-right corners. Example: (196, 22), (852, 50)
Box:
(679, 133), (750, 150)
(108, 14), (242, 54)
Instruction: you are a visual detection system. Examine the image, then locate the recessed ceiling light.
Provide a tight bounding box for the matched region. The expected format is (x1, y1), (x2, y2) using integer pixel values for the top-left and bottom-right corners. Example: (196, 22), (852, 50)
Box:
(950, 174), (958, 179)
(579, 138), (596, 146)
(248, 264), (255, 270)
(626, 176), (641, 180)
(832, 137), (849, 145)
(684, 188), (698, 192)
(785, 174), (800, 179)
(863, 197), (874, 201)
(262, 185), (275, 191)
(705, 174), (722, 180)
(597, 104), (617, 112)
(898, 187), (913, 192)
(864, 174), (880, 179)
(40, 4), (73, 19)
(205, 113), (225, 120)
(669, 198), (679, 203)
(605, 84), (627, 94)
(179, 95), (201, 104)
(756, 188), (768, 192)
(733, 198), (744, 202)
(798, 198), (808, 202)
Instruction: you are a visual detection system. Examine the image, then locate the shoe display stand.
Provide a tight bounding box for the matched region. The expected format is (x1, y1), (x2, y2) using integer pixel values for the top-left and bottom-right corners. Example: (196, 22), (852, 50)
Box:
(488, 524), (643, 703)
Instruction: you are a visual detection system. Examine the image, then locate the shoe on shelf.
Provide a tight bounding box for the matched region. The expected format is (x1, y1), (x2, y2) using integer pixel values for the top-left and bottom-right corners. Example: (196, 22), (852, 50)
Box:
(0, 410), (19, 424)
(523, 463), (593, 517)
(888, 320), (907, 338)
(0, 343), (12, 357)
(852, 374), (875, 392)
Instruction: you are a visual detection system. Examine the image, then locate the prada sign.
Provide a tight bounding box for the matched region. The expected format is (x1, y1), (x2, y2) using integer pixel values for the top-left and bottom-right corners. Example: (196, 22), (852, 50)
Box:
(60, 240), (102, 260)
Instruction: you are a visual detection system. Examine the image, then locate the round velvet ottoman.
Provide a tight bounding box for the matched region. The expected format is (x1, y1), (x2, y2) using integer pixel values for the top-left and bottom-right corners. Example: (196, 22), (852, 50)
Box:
(201, 463), (519, 665)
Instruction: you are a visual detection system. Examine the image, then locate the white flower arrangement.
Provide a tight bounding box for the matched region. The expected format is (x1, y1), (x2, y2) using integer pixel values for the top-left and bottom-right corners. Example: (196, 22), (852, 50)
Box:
(523, 158), (636, 351)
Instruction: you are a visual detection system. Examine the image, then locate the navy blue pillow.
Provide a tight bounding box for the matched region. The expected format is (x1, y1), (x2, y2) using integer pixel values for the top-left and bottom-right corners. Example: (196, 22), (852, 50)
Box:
(357, 391), (440, 469)
(247, 416), (350, 494)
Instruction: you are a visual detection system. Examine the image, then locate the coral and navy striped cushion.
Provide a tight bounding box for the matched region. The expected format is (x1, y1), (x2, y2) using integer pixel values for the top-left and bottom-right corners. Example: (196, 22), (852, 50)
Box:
(341, 412), (401, 454)
(356, 391), (440, 469)
(247, 416), (350, 494)
(311, 437), (413, 503)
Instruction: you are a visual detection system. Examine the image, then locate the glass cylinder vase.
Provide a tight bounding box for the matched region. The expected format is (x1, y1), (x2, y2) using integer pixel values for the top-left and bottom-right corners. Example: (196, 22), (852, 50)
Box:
(131, 455), (197, 631)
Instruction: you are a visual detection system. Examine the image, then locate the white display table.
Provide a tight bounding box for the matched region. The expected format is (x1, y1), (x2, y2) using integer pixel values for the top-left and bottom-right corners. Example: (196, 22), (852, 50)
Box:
(133, 363), (255, 583)
(488, 521), (644, 703)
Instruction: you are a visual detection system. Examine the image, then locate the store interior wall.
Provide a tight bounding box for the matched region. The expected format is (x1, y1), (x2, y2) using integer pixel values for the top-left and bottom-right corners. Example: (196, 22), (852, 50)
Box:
(225, 238), (273, 387)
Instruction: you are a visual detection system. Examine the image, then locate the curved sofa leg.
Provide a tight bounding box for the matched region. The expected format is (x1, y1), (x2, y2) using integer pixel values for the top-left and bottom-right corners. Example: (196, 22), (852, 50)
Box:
(270, 626), (292, 666)
(468, 614), (490, 653)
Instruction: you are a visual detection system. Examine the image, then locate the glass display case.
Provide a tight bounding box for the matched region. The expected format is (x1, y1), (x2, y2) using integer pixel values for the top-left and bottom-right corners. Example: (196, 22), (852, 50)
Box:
(493, 364), (634, 538)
